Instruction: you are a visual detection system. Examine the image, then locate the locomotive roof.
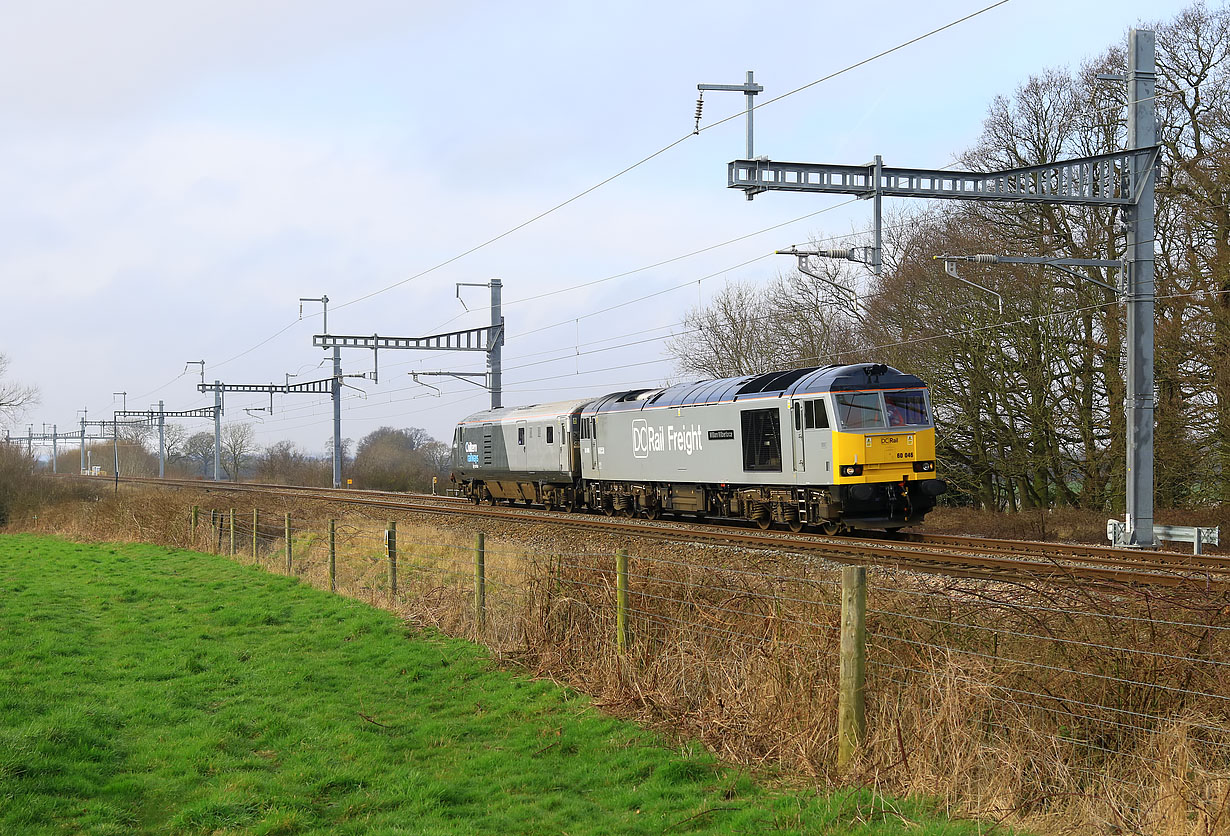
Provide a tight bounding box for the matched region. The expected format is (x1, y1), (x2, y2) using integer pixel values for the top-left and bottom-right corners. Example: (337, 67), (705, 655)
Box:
(586, 363), (925, 413)
(458, 397), (594, 425)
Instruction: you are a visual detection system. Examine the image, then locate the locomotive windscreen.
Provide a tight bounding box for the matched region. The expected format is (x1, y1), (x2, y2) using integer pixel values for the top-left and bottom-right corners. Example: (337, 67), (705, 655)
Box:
(884, 390), (929, 426)
(835, 393), (886, 430)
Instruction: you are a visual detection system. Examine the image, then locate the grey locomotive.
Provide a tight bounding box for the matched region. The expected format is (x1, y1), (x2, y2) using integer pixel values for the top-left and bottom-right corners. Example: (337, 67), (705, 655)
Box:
(450, 363), (946, 532)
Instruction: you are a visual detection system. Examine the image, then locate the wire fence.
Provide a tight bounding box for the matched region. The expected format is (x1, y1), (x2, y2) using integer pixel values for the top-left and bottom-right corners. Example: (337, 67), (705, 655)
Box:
(12, 500), (1228, 834)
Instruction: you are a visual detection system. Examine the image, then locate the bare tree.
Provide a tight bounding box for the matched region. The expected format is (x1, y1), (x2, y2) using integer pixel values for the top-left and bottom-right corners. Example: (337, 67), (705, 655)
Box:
(184, 432), (215, 477)
(255, 440), (330, 486)
(162, 424), (188, 467)
(119, 422), (154, 450)
(666, 247), (866, 381)
(220, 423), (257, 482)
(0, 354), (38, 425)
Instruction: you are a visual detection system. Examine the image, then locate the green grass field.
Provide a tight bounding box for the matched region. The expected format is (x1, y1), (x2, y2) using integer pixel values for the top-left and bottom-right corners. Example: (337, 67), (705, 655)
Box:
(0, 534), (1000, 835)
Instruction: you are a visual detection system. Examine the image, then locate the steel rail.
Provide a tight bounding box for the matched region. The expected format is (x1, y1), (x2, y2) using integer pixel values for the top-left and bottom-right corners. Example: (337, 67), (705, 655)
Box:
(907, 531), (1230, 568)
(98, 475), (1229, 589)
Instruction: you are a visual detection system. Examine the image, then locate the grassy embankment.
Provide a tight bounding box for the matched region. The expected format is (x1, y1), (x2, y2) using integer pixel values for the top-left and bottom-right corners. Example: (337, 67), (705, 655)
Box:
(0, 534), (1001, 835)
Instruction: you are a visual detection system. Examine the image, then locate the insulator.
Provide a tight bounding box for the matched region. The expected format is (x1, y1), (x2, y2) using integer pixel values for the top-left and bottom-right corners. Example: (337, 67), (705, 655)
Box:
(973, 254), (998, 263)
(817, 248), (858, 261)
(693, 93), (704, 134)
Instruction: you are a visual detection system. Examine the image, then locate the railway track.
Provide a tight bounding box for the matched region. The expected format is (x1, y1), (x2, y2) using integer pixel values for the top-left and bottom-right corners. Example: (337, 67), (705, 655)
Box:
(107, 475), (1229, 589)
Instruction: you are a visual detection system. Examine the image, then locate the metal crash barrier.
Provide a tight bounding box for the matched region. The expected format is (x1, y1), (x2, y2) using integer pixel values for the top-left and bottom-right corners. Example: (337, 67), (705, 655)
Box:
(1107, 519), (1221, 554)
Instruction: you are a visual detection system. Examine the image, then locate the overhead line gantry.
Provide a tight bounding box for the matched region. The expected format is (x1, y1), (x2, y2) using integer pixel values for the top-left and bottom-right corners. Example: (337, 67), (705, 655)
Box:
(709, 30), (1158, 546)
(115, 402), (221, 478)
(197, 376), (338, 483)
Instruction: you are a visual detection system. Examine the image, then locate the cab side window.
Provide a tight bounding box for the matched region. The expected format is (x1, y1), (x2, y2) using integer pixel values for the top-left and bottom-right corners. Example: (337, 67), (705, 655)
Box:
(546, 426), (554, 444)
(804, 400), (829, 429)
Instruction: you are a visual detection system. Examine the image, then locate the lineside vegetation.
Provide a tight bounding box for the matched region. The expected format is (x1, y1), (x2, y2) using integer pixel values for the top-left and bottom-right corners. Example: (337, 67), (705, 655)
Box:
(0, 533), (994, 836)
(10, 484), (1230, 834)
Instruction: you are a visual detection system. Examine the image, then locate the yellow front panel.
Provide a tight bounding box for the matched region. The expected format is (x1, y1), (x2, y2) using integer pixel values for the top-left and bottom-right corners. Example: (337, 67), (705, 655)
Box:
(831, 429), (936, 483)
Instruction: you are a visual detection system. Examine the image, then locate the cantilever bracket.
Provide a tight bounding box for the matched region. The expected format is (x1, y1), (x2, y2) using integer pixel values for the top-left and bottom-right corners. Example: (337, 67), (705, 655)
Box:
(937, 257), (1004, 314)
(938, 253), (1123, 299)
(776, 247), (866, 318)
(410, 371), (489, 395)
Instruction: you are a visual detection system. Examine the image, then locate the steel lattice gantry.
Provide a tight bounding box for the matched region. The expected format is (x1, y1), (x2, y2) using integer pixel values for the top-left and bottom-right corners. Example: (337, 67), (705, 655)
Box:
(314, 326), (500, 353)
(304, 280), (504, 488)
(312, 320), (506, 409)
(115, 403), (222, 478)
(198, 378), (334, 482)
(727, 147), (1156, 207)
(5, 427), (101, 474)
(77, 417), (150, 483)
(721, 30), (1158, 546)
(200, 379), (334, 395)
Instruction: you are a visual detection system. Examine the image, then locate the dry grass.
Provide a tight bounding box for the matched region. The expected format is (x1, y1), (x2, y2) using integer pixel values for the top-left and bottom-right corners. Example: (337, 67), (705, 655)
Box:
(8, 482), (1230, 835)
(925, 504), (1230, 550)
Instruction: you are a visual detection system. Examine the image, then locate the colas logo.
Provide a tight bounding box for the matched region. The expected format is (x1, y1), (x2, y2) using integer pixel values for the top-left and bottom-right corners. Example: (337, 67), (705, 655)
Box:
(632, 418), (703, 459)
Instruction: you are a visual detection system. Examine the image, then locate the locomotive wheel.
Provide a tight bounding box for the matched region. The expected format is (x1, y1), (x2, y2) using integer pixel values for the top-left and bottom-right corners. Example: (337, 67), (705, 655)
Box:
(820, 520), (840, 535)
(788, 518), (804, 533)
(563, 494), (577, 513)
(754, 515), (772, 530)
(602, 501), (614, 517)
(644, 504), (661, 520)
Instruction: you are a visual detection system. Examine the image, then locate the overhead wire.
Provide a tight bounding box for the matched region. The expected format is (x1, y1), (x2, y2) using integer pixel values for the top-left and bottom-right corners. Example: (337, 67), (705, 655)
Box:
(89, 7), (1230, 450)
(153, 5), (1230, 445)
(154, 0), (1013, 399)
(252, 225), (1145, 424)
(245, 272), (1220, 440)
(332, 0), (1011, 315)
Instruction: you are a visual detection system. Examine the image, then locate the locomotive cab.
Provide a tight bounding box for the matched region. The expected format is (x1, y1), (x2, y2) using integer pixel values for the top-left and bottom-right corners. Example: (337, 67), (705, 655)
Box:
(830, 387), (937, 484)
(821, 374), (946, 528)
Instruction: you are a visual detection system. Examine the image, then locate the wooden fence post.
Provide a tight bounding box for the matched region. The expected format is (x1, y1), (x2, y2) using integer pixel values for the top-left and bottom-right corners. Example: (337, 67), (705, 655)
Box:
(474, 531), (486, 631)
(211, 510), (220, 553)
(328, 519), (336, 592)
(190, 505), (199, 541)
(229, 508), (236, 556)
(616, 548), (630, 652)
(387, 521), (398, 597)
(284, 513), (292, 575)
(837, 565), (867, 769)
(252, 508), (259, 557)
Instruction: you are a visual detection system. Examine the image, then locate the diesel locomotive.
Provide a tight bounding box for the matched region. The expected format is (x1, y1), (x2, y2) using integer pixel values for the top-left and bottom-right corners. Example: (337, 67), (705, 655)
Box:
(449, 363), (947, 532)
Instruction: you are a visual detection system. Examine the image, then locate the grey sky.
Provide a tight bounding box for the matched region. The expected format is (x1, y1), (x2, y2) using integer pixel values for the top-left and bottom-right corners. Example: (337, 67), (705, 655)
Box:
(1, 0), (1196, 453)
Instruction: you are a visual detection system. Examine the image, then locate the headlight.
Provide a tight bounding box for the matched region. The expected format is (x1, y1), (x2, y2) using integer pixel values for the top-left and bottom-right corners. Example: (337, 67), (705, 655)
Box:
(840, 464), (863, 477)
(913, 461), (936, 473)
